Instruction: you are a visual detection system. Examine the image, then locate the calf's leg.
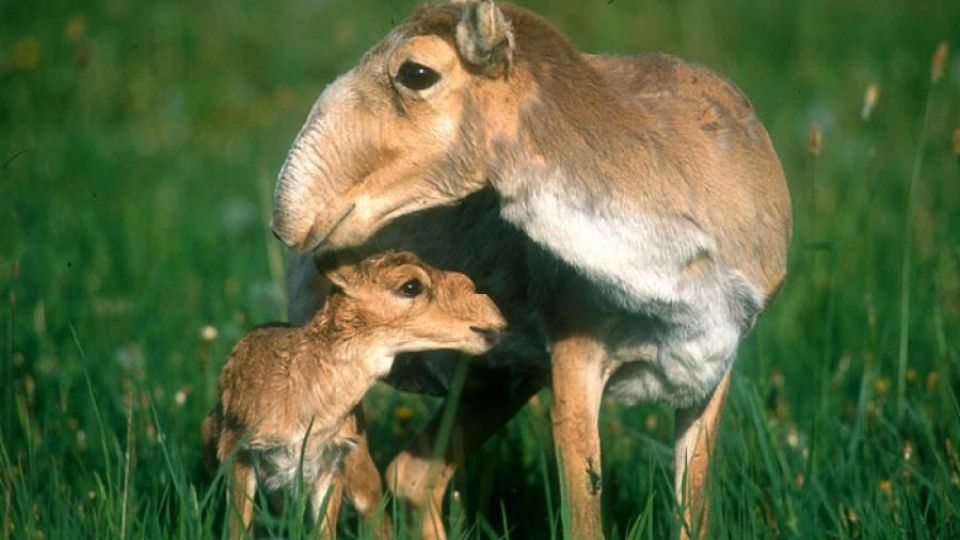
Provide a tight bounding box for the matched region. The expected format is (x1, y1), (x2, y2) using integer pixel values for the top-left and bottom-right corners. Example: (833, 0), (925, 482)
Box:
(386, 376), (541, 540)
(338, 406), (392, 539)
(228, 457), (257, 540)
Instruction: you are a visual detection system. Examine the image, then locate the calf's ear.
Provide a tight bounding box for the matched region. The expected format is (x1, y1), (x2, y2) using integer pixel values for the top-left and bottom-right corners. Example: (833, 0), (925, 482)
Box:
(323, 266), (357, 295)
(455, 0), (514, 78)
(315, 252), (362, 296)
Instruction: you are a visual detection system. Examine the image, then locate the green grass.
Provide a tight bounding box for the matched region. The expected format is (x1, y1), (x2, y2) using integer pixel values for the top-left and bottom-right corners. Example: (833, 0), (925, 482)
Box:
(2, 0), (959, 538)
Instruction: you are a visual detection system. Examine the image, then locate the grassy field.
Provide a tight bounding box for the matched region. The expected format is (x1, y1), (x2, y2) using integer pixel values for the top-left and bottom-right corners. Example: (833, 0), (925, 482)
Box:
(2, 0), (959, 538)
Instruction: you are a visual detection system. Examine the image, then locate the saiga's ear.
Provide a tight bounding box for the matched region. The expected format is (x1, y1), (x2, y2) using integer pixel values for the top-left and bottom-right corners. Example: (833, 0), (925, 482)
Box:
(455, 0), (514, 78)
(323, 265), (357, 295)
(315, 251), (362, 295)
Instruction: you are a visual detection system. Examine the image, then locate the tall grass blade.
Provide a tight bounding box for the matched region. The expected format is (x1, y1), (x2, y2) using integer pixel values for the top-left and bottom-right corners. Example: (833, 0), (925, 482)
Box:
(896, 43), (942, 421)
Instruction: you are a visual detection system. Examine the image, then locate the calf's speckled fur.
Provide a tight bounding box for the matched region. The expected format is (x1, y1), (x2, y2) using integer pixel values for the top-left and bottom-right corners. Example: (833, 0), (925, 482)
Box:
(202, 251), (505, 539)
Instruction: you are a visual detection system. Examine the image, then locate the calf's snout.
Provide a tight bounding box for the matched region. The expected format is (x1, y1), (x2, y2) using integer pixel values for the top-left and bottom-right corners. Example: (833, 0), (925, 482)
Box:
(470, 325), (505, 347)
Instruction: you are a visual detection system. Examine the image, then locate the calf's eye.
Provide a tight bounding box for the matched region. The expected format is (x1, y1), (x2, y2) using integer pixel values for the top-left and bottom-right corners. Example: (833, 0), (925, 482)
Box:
(397, 279), (424, 298)
(396, 61), (440, 91)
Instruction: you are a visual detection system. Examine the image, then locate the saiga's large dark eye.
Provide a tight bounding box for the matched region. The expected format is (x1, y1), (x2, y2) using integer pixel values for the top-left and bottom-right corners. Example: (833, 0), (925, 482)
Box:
(397, 279), (424, 298)
(396, 61), (441, 91)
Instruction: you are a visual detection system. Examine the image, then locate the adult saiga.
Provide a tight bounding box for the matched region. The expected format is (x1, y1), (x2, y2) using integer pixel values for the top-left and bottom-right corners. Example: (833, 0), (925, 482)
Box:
(272, 1), (791, 538)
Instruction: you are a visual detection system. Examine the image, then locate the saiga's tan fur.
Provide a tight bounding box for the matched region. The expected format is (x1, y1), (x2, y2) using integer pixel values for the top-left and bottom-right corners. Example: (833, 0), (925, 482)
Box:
(272, 1), (792, 538)
(202, 251), (505, 539)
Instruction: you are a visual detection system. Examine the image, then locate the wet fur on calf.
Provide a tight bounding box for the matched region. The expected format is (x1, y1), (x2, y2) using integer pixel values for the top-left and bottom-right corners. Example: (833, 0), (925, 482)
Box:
(202, 251), (505, 539)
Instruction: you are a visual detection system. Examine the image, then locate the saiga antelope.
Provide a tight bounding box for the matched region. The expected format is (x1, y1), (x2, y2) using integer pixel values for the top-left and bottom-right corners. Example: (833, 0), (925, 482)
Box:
(271, 1), (791, 538)
(202, 251), (506, 539)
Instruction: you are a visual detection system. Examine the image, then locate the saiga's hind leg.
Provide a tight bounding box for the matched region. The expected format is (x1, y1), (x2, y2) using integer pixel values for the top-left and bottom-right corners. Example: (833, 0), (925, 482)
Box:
(674, 369), (732, 540)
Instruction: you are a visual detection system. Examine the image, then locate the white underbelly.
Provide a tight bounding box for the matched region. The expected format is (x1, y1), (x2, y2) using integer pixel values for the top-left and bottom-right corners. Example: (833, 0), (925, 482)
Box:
(594, 275), (746, 408)
(602, 340), (736, 407)
(501, 182), (762, 407)
(250, 437), (352, 495)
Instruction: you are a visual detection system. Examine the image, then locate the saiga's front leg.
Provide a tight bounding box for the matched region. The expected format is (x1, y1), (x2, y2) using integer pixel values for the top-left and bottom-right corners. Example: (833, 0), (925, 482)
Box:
(311, 470), (340, 540)
(550, 335), (607, 540)
(337, 406), (392, 539)
(674, 369), (732, 540)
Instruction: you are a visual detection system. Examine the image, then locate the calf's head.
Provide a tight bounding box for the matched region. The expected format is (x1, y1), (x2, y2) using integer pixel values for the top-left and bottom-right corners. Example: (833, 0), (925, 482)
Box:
(272, 0), (524, 251)
(324, 251), (507, 355)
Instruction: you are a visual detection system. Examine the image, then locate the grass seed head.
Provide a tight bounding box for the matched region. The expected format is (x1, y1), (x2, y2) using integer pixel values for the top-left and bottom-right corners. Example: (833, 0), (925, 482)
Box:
(200, 325), (218, 341)
(945, 440), (960, 484)
(808, 123), (822, 157)
(394, 405), (414, 422)
(861, 84), (879, 120)
(11, 37), (41, 70)
(931, 41), (948, 82)
(878, 479), (893, 494)
(65, 15), (86, 42)
(787, 427), (800, 448)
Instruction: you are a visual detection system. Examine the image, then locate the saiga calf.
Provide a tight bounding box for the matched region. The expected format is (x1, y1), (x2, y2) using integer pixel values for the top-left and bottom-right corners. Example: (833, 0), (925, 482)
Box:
(202, 251), (506, 539)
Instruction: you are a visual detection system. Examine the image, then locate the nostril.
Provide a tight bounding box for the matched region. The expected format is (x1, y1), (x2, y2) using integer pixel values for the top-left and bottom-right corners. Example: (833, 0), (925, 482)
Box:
(470, 326), (502, 346)
(269, 217), (293, 246)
